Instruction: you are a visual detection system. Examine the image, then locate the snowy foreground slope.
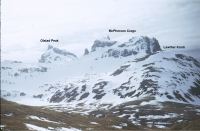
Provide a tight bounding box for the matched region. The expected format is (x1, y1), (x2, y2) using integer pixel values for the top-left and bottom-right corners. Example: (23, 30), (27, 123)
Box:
(1, 36), (200, 129)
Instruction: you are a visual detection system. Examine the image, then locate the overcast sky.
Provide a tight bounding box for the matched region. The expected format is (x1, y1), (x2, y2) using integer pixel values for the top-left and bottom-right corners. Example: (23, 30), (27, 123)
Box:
(2, 0), (200, 62)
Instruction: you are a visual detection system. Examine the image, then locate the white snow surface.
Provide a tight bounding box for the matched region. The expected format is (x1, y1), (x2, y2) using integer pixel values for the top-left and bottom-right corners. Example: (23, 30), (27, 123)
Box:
(25, 123), (50, 131)
(25, 123), (81, 131)
(1, 36), (200, 112)
(27, 115), (61, 124)
(140, 113), (178, 120)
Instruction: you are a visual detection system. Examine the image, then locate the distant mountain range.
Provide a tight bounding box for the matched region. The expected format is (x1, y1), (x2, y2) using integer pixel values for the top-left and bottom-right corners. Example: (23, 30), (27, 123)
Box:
(1, 36), (200, 129)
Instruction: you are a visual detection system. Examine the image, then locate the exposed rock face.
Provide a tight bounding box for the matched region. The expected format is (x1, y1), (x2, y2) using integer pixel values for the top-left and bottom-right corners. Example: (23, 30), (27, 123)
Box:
(1, 35), (200, 130)
(47, 51), (200, 105)
(2, 36), (200, 114)
(84, 48), (89, 55)
(125, 36), (161, 54)
(91, 36), (117, 52)
(39, 45), (77, 63)
(90, 36), (161, 59)
(111, 65), (130, 76)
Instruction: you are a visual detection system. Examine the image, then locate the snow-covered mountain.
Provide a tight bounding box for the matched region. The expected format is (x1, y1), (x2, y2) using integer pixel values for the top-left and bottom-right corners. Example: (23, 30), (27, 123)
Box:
(2, 36), (200, 129)
(39, 45), (77, 63)
(1, 35), (200, 112)
(89, 36), (161, 58)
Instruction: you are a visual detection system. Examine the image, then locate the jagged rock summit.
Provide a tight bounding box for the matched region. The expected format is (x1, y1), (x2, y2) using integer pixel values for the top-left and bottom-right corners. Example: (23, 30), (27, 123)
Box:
(84, 48), (89, 55)
(39, 45), (77, 63)
(91, 36), (117, 52)
(90, 36), (161, 59)
(1, 35), (200, 129)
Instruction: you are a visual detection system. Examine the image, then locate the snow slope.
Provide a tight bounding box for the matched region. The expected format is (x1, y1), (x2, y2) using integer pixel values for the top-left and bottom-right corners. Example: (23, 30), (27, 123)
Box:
(1, 36), (200, 109)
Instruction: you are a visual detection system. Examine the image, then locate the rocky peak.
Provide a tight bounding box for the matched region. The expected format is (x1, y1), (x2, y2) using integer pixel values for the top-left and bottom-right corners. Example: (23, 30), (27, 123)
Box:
(125, 36), (161, 54)
(84, 48), (89, 55)
(90, 36), (161, 59)
(39, 45), (77, 63)
(91, 36), (117, 52)
(47, 45), (54, 50)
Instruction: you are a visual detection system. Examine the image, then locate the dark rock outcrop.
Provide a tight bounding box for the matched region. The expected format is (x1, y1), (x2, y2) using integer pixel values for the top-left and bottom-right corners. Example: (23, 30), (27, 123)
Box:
(84, 48), (89, 55)
(91, 36), (117, 52)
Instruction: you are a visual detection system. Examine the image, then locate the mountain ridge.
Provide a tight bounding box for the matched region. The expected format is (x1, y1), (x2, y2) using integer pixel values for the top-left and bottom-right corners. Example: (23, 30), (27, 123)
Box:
(39, 45), (77, 63)
(1, 35), (200, 129)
